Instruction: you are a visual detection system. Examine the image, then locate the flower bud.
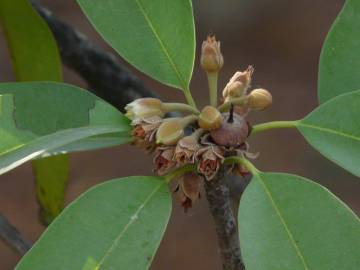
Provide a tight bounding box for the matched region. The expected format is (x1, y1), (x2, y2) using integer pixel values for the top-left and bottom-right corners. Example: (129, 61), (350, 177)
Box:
(248, 88), (272, 111)
(125, 98), (165, 120)
(222, 66), (254, 100)
(156, 118), (184, 145)
(200, 35), (224, 73)
(198, 106), (222, 130)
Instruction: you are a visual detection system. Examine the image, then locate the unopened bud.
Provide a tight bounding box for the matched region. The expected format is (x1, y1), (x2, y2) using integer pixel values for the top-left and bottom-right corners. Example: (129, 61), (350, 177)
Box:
(125, 98), (164, 120)
(200, 35), (224, 73)
(222, 66), (254, 99)
(248, 88), (272, 111)
(156, 118), (184, 145)
(198, 106), (222, 130)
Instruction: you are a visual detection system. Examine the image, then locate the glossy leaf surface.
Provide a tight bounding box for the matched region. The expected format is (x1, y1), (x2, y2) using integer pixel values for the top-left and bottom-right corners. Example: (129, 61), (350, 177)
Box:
(16, 176), (172, 270)
(0, 82), (131, 174)
(297, 90), (360, 176)
(318, 0), (360, 103)
(239, 172), (360, 270)
(77, 0), (195, 92)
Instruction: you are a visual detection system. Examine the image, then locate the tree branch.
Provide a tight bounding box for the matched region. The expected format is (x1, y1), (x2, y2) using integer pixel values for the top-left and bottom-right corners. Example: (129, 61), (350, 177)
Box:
(0, 214), (31, 256)
(204, 169), (249, 270)
(31, 1), (158, 112)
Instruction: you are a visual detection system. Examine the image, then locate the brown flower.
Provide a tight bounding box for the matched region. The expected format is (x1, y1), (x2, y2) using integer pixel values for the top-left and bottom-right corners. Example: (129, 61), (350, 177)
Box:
(196, 145), (225, 180)
(222, 66), (254, 101)
(131, 116), (162, 152)
(174, 129), (204, 165)
(174, 173), (201, 212)
(153, 146), (176, 175)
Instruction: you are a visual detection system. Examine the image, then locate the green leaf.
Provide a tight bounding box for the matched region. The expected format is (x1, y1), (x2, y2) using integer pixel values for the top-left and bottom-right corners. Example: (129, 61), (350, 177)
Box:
(32, 155), (70, 225)
(296, 90), (360, 177)
(16, 176), (172, 270)
(318, 0), (360, 103)
(0, 0), (67, 224)
(0, 0), (62, 81)
(77, 0), (195, 92)
(239, 172), (360, 270)
(0, 82), (131, 174)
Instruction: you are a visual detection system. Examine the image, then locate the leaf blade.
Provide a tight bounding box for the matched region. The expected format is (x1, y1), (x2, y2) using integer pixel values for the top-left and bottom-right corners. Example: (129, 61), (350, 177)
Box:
(318, 0), (360, 103)
(297, 90), (360, 176)
(239, 172), (360, 270)
(0, 82), (132, 174)
(77, 0), (195, 91)
(15, 176), (172, 270)
(0, 0), (67, 224)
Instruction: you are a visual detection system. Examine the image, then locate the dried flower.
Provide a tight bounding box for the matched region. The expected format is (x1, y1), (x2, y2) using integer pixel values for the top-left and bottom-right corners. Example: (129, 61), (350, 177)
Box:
(125, 98), (165, 120)
(131, 116), (162, 152)
(198, 106), (222, 130)
(248, 88), (272, 111)
(196, 145), (225, 180)
(174, 129), (204, 165)
(200, 35), (224, 73)
(222, 66), (254, 101)
(174, 173), (201, 211)
(153, 146), (176, 175)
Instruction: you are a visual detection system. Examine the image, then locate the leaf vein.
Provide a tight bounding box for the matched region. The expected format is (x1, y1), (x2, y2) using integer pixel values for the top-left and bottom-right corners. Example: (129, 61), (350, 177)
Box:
(298, 122), (360, 141)
(256, 173), (310, 270)
(134, 0), (187, 90)
(95, 180), (165, 269)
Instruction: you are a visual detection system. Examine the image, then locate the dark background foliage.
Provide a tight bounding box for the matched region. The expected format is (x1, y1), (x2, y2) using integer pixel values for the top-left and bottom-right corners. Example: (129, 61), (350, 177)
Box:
(1, 0), (358, 269)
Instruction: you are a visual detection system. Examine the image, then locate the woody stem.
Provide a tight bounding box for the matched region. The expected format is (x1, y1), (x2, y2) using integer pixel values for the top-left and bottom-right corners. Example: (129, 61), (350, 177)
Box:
(204, 168), (245, 270)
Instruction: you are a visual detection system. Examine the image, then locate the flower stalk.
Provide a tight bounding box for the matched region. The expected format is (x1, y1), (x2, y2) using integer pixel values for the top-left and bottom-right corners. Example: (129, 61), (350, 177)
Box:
(207, 72), (219, 107)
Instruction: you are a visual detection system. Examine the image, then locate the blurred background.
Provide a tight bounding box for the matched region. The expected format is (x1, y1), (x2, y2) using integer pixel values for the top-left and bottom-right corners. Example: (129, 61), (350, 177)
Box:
(1, 0), (358, 269)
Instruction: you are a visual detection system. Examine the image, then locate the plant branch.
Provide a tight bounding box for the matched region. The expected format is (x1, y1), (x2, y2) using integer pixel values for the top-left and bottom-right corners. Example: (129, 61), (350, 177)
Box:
(204, 168), (246, 270)
(31, 1), (159, 112)
(0, 214), (31, 256)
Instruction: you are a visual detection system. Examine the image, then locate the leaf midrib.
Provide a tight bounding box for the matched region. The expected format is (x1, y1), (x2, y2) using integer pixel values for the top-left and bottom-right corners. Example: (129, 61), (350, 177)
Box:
(298, 122), (360, 141)
(134, 0), (188, 90)
(256, 173), (310, 270)
(95, 180), (165, 269)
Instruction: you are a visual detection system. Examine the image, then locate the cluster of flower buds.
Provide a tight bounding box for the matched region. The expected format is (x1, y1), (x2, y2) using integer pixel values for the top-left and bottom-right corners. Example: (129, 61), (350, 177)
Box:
(126, 34), (273, 210)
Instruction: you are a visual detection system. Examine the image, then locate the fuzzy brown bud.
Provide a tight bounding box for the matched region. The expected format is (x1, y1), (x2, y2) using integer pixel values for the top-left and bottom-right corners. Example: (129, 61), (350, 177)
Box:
(200, 35), (224, 73)
(248, 88), (272, 111)
(198, 106), (222, 130)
